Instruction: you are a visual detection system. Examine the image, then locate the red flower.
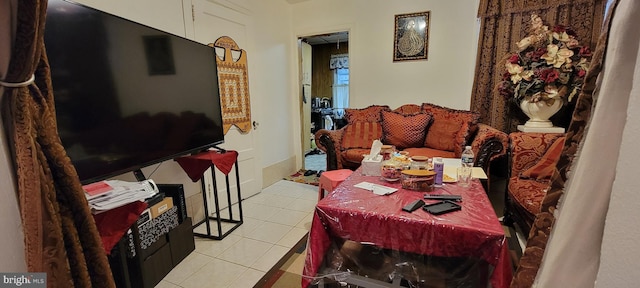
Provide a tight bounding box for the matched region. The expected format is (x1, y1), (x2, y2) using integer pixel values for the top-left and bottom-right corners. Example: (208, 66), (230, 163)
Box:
(498, 14), (592, 106)
(531, 48), (546, 61)
(502, 71), (512, 81)
(539, 69), (559, 83)
(509, 54), (520, 64)
(579, 46), (592, 57)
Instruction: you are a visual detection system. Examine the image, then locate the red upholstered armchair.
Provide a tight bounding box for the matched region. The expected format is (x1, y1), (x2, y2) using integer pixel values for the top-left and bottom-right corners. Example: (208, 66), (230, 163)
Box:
(504, 132), (566, 235)
(314, 104), (508, 179)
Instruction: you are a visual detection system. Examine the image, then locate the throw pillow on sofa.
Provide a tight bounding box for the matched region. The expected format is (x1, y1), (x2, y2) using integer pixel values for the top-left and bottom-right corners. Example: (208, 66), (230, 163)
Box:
(381, 110), (432, 150)
(345, 105), (390, 123)
(421, 103), (480, 156)
(341, 122), (384, 149)
(341, 105), (391, 150)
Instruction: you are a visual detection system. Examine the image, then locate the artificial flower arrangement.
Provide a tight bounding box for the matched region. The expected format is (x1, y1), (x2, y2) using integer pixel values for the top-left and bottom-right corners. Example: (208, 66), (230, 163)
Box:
(497, 14), (592, 106)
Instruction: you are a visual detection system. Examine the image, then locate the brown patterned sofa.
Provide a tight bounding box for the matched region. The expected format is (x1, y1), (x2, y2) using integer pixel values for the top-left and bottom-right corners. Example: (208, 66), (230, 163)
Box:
(504, 132), (566, 234)
(314, 103), (508, 179)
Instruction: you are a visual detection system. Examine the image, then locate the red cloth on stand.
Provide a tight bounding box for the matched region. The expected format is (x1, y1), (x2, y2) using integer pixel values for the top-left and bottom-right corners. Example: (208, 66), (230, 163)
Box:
(93, 201), (148, 254)
(175, 150), (239, 182)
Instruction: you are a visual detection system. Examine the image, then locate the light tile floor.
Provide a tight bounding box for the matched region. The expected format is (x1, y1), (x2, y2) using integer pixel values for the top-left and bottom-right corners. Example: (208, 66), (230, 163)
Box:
(155, 180), (318, 288)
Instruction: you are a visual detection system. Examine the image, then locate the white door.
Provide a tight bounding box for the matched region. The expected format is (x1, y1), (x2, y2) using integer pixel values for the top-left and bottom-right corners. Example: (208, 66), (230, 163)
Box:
(185, 0), (261, 209)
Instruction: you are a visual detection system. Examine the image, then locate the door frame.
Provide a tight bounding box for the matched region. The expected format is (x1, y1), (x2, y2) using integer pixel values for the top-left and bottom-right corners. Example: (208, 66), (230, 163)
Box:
(296, 30), (351, 170)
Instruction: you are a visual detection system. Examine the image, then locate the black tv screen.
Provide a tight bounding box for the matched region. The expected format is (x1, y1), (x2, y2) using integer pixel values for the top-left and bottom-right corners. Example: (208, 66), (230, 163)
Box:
(45, 0), (224, 184)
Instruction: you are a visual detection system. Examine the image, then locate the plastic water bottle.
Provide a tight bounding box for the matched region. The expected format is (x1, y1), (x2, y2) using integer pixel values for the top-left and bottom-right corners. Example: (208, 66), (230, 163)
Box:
(433, 157), (444, 187)
(461, 146), (474, 168)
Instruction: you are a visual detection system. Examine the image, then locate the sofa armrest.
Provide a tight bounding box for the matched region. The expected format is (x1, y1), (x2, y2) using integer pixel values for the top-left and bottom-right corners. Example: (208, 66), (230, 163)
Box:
(315, 128), (345, 170)
(470, 123), (509, 173)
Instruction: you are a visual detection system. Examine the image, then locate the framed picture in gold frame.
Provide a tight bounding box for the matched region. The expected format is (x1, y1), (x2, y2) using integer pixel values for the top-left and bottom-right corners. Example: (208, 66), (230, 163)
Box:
(393, 11), (430, 62)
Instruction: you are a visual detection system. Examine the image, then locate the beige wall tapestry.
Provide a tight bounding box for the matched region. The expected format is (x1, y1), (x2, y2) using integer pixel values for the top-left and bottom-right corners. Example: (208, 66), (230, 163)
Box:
(210, 36), (252, 134)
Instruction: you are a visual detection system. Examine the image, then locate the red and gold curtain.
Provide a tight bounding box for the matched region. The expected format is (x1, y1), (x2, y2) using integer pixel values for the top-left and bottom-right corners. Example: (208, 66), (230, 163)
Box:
(0, 0), (114, 286)
(513, 1), (619, 286)
(472, 1), (608, 287)
(472, 0), (606, 132)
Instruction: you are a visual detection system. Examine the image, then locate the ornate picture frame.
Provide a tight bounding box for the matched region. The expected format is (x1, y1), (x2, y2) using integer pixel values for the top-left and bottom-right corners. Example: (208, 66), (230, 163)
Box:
(393, 11), (430, 62)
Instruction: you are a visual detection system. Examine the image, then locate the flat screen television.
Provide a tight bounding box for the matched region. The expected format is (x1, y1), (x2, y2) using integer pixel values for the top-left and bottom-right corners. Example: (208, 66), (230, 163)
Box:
(45, 0), (225, 184)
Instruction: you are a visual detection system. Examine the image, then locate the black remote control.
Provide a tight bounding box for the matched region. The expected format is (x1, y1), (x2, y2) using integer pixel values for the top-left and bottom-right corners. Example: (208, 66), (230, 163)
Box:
(402, 199), (425, 212)
(423, 194), (462, 201)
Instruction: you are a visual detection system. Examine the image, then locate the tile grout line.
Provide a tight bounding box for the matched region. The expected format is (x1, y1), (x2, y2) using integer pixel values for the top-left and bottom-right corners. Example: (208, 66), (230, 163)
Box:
(160, 180), (316, 288)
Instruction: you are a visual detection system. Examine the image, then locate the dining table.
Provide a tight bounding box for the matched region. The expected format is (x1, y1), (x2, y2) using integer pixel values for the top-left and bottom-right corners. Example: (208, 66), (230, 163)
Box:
(302, 166), (512, 287)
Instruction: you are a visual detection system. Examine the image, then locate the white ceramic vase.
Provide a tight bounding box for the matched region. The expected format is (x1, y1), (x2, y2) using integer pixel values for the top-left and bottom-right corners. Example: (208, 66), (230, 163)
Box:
(519, 98), (563, 128)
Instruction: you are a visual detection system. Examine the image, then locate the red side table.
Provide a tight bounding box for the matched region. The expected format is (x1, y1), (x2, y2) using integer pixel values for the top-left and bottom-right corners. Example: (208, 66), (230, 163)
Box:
(175, 149), (242, 240)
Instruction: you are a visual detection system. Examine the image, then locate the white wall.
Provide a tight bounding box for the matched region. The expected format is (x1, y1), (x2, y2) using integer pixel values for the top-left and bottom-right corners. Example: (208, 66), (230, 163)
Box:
(0, 94), (26, 272)
(0, 0), (28, 272)
(70, 0), (187, 36)
(291, 0), (480, 110)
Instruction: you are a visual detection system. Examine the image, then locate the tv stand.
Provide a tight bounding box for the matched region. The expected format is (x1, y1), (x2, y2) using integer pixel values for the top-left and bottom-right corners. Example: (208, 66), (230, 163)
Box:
(108, 184), (195, 288)
(175, 148), (243, 240)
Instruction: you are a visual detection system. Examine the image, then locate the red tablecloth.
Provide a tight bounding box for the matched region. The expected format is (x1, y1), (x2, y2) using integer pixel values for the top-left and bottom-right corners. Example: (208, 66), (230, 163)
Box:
(302, 167), (512, 287)
(175, 150), (238, 182)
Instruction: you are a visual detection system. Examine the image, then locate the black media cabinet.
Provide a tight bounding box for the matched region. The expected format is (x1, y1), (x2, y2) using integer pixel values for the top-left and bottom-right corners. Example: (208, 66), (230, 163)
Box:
(109, 185), (195, 288)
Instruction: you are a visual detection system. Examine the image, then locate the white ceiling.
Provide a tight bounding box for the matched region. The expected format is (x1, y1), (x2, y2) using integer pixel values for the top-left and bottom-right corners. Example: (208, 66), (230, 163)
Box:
(301, 31), (349, 46)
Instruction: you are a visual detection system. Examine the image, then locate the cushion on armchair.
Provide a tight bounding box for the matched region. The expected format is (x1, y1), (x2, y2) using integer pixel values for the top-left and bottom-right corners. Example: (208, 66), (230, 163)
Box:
(520, 136), (566, 180)
(380, 110), (432, 150)
(505, 132), (566, 233)
(421, 103), (480, 156)
(508, 178), (551, 215)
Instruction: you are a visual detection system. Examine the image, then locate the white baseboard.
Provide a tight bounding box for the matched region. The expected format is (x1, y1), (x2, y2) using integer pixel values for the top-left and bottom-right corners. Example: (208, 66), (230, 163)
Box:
(262, 156), (297, 188)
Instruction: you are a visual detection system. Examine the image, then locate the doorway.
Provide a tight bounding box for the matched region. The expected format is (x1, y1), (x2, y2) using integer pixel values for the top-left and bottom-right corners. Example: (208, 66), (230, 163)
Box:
(298, 31), (349, 172)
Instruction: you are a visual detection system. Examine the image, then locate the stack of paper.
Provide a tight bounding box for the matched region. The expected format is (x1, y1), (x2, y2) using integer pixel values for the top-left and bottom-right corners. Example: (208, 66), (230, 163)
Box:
(354, 181), (398, 195)
(84, 179), (159, 213)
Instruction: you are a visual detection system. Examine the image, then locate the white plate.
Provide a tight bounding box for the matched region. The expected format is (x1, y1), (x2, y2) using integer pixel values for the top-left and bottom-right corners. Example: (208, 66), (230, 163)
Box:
(443, 174), (457, 183)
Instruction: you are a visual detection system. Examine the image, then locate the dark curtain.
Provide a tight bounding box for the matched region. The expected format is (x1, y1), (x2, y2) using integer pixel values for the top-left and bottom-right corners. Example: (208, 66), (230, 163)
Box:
(472, 0), (609, 286)
(472, 0), (606, 132)
(512, 1), (618, 286)
(0, 0), (115, 287)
